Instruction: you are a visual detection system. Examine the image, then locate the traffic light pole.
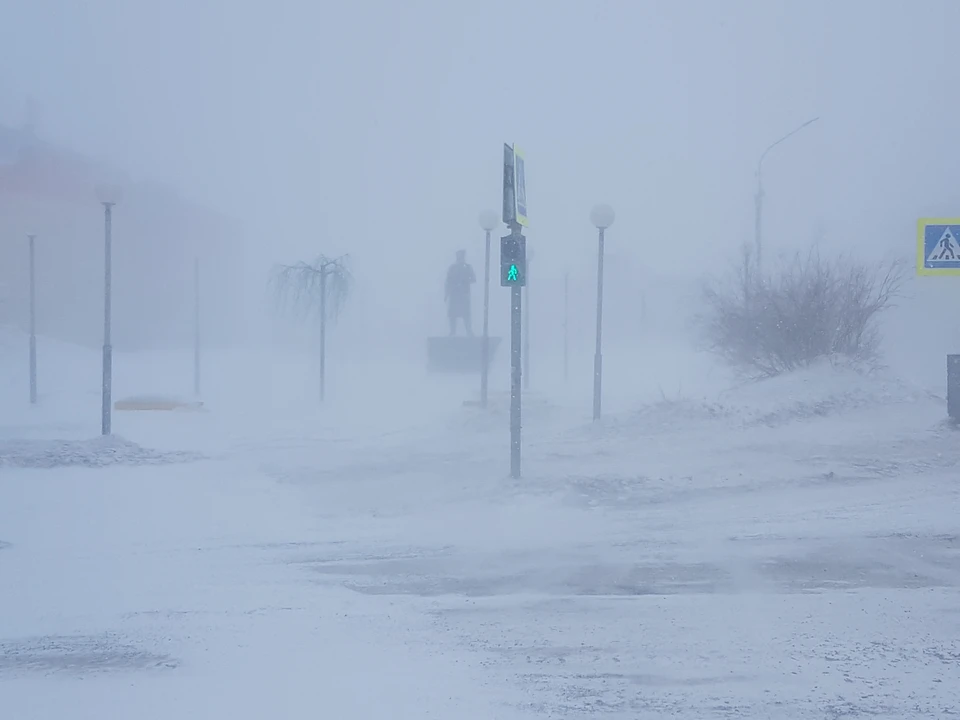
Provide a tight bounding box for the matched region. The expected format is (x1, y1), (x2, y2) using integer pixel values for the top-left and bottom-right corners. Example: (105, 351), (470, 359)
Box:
(501, 142), (526, 478)
(523, 254), (530, 390)
(501, 223), (525, 479)
(510, 277), (522, 479)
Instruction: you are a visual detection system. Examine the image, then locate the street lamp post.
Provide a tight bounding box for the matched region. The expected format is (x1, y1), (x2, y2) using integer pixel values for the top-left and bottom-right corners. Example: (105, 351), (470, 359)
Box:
(478, 209), (498, 408)
(754, 116), (819, 271)
(590, 204), (615, 421)
(563, 270), (569, 383)
(193, 256), (201, 397)
(101, 200), (115, 435)
(28, 234), (37, 404)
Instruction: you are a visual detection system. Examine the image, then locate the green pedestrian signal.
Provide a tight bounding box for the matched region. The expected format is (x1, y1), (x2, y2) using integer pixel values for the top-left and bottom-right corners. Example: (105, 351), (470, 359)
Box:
(500, 234), (526, 287)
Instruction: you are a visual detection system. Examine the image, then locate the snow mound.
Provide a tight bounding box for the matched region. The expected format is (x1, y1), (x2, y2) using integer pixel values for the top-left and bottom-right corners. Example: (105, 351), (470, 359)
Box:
(0, 436), (203, 469)
(0, 634), (179, 674)
(626, 359), (939, 433)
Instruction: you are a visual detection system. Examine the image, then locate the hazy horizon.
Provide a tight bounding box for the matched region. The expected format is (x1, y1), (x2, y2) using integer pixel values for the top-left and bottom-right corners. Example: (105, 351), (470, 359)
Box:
(2, 0), (959, 376)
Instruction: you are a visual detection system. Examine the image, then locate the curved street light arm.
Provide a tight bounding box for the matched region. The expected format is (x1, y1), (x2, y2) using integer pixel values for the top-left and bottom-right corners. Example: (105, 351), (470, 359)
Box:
(757, 116), (820, 190)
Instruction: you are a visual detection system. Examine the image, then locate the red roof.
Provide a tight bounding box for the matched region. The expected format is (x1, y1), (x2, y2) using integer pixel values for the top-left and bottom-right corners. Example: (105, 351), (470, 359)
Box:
(0, 124), (124, 205)
(0, 124), (236, 246)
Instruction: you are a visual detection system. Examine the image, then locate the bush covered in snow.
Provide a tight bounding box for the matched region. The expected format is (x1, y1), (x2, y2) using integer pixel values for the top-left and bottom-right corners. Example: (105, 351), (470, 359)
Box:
(698, 246), (904, 378)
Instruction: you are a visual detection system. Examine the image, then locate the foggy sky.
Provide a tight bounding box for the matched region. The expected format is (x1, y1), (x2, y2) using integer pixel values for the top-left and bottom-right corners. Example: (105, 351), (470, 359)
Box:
(2, 0), (959, 352)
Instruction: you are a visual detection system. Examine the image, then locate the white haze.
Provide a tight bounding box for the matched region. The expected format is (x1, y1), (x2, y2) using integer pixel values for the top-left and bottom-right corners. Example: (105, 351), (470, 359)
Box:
(2, 0), (959, 373)
(2, 2), (960, 718)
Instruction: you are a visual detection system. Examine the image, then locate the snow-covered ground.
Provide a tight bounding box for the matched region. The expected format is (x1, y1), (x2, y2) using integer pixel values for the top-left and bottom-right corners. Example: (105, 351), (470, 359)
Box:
(1, 328), (958, 718)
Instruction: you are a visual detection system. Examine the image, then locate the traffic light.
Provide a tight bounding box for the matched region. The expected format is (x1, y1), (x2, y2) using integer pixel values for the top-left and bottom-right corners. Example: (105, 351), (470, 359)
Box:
(500, 233), (526, 287)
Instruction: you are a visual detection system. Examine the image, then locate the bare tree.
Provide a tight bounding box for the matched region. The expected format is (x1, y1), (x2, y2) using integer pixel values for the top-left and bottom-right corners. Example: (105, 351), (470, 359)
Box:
(699, 245), (904, 378)
(272, 254), (352, 402)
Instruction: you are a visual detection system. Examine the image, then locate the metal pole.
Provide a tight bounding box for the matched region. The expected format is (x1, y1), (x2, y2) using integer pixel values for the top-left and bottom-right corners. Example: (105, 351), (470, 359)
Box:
(28, 235), (37, 404)
(593, 228), (605, 421)
(510, 281), (522, 478)
(193, 256), (201, 397)
(101, 202), (114, 435)
(523, 254), (530, 390)
(563, 271), (569, 383)
(754, 116), (819, 273)
(480, 229), (491, 407)
(319, 267), (327, 403)
(754, 177), (763, 273)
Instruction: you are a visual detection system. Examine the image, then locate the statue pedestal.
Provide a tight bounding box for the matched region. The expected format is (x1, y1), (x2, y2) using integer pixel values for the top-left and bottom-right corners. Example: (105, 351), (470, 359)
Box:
(427, 336), (501, 373)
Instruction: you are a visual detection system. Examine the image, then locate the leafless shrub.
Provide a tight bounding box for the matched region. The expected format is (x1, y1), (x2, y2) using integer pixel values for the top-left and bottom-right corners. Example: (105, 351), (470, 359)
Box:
(698, 245), (904, 378)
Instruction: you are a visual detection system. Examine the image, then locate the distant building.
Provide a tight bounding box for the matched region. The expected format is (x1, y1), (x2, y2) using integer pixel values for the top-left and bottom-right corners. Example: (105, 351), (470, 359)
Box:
(0, 123), (246, 350)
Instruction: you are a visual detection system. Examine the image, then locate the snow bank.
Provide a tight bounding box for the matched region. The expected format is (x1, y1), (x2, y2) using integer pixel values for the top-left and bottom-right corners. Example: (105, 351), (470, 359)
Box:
(0, 634), (179, 674)
(624, 357), (940, 433)
(0, 436), (203, 469)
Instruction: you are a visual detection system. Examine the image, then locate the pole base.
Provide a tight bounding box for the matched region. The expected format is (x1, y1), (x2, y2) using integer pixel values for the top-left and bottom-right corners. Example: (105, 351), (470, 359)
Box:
(592, 353), (603, 421)
(948, 355), (960, 421)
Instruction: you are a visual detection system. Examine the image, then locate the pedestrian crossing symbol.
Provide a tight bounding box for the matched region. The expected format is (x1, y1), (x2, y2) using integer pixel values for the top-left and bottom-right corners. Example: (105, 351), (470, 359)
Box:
(928, 227), (960, 262)
(917, 218), (960, 276)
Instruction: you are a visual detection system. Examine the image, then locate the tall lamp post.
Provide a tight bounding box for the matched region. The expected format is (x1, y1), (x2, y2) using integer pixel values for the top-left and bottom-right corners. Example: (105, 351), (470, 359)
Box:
(590, 204), (615, 421)
(754, 116), (819, 271)
(28, 234), (37, 404)
(563, 270), (569, 384)
(193, 256), (201, 398)
(478, 209), (498, 408)
(99, 195), (116, 435)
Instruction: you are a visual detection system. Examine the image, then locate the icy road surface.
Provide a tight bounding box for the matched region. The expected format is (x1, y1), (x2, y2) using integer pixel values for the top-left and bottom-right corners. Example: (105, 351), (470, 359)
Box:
(1, 344), (958, 718)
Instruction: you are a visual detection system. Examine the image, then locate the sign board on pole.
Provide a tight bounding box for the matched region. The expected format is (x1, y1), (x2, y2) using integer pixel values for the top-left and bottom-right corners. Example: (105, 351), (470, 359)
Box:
(502, 144), (516, 225)
(502, 143), (528, 227)
(917, 218), (960, 276)
(514, 145), (528, 227)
